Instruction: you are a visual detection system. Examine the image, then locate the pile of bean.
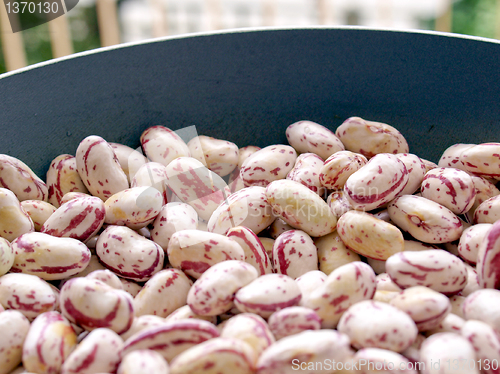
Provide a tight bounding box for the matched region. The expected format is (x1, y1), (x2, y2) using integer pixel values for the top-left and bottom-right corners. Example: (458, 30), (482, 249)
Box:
(1, 116), (500, 374)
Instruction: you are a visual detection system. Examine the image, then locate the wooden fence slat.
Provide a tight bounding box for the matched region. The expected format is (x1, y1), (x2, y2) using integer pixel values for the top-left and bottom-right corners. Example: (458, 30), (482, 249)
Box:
(0, 2), (27, 71)
(48, 15), (74, 58)
(96, 0), (120, 47)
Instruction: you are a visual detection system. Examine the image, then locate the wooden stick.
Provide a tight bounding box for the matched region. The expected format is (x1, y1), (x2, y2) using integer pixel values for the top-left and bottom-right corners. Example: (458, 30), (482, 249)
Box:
(207, 0), (221, 30)
(435, 0), (452, 33)
(0, 3), (27, 70)
(496, 0), (500, 39)
(150, 0), (167, 38)
(262, 0), (275, 26)
(317, 0), (329, 25)
(48, 15), (74, 58)
(96, 0), (120, 47)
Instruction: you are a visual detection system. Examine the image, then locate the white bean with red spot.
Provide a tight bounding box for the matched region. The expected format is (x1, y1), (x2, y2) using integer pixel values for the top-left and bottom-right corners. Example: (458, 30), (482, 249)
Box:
(240, 145), (297, 187)
(120, 315), (167, 342)
(458, 223), (491, 264)
(268, 306), (321, 340)
(75, 135), (129, 201)
(11, 232), (91, 280)
(426, 313), (465, 335)
(20, 200), (56, 231)
(133, 268), (192, 317)
(302, 261), (376, 328)
(337, 300), (418, 352)
(344, 153), (409, 211)
(0, 237), (14, 276)
(234, 274), (301, 319)
(0, 310), (30, 374)
(295, 270), (327, 304)
(476, 220), (500, 289)
(0, 154), (48, 202)
(123, 319), (220, 362)
(166, 305), (217, 324)
(460, 263), (480, 297)
(353, 348), (418, 374)
(165, 157), (230, 221)
(326, 190), (353, 218)
(389, 286), (451, 332)
(286, 120), (345, 159)
(46, 154), (89, 208)
(226, 226), (272, 276)
(104, 186), (163, 230)
(438, 143), (475, 169)
(61, 328), (124, 374)
(461, 320), (500, 374)
(335, 117), (409, 158)
(96, 225), (164, 282)
(109, 142), (148, 182)
(314, 231), (361, 275)
(319, 150), (368, 190)
(394, 153), (427, 195)
(118, 350), (169, 374)
(257, 329), (353, 374)
(187, 135), (239, 177)
(462, 289), (500, 331)
(459, 142), (500, 180)
(60, 191), (91, 205)
(86, 269), (123, 290)
(41, 196), (105, 243)
(267, 218), (293, 239)
(385, 250), (467, 295)
(130, 162), (169, 204)
(0, 188), (34, 241)
(0, 273), (58, 320)
(207, 186), (275, 236)
(420, 332), (480, 374)
(140, 125), (191, 167)
(272, 230), (318, 279)
(376, 273), (403, 293)
(286, 153), (325, 195)
(387, 195), (463, 243)
(422, 158), (438, 172)
(266, 179), (337, 237)
(466, 173), (500, 222)
(60, 277), (134, 334)
(474, 195), (500, 224)
(22, 311), (77, 374)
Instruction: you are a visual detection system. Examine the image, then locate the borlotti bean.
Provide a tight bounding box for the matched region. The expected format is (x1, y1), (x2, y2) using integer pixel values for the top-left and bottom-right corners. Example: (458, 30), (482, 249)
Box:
(120, 315), (167, 341)
(459, 142), (500, 179)
(41, 196), (105, 243)
(267, 218), (293, 239)
(460, 263), (481, 297)
(140, 125), (191, 167)
(166, 305), (217, 324)
(219, 313), (275, 358)
(344, 153), (409, 211)
(75, 135), (129, 201)
(10, 232), (91, 280)
(376, 273), (403, 293)
(130, 162), (170, 204)
(462, 289), (500, 331)
(314, 231), (361, 275)
(268, 306), (321, 340)
(122, 319), (220, 362)
(134, 268), (193, 317)
(22, 311), (77, 374)
(0, 310), (30, 374)
(302, 262), (376, 328)
(395, 153), (427, 196)
(187, 135), (239, 177)
(353, 348), (418, 374)
(165, 157), (231, 221)
(474, 195), (500, 224)
(60, 328), (124, 374)
(461, 320), (500, 374)
(458, 223), (492, 264)
(272, 230), (318, 279)
(257, 329), (353, 374)
(207, 186), (275, 236)
(118, 350), (170, 374)
(188, 260), (258, 316)
(234, 274), (302, 318)
(46, 154), (89, 208)
(96, 225), (164, 281)
(337, 300), (418, 352)
(387, 195), (463, 243)
(286, 120), (345, 160)
(86, 269), (123, 290)
(337, 210), (405, 260)
(60, 277), (134, 334)
(0, 273), (58, 320)
(226, 226), (272, 276)
(389, 286), (451, 332)
(0, 237), (14, 276)
(438, 143), (475, 169)
(425, 312), (465, 335)
(326, 190), (353, 218)
(319, 150), (368, 190)
(109, 142), (149, 183)
(286, 153), (325, 195)
(20, 200), (56, 231)
(335, 117), (409, 158)
(150, 202), (198, 251)
(167, 230), (245, 278)
(420, 332), (480, 374)
(60, 191), (92, 205)
(266, 179), (337, 237)
(477, 220), (500, 289)
(295, 270), (327, 302)
(0, 188), (34, 241)
(0, 154), (48, 202)
(466, 173), (500, 222)
(240, 145), (297, 187)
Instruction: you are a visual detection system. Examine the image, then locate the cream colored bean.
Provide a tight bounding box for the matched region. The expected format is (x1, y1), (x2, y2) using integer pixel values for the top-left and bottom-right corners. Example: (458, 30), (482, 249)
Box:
(120, 278), (142, 297)
(376, 273), (403, 293)
(458, 223), (491, 264)
(268, 306), (321, 340)
(120, 315), (167, 341)
(0, 188), (34, 241)
(462, 289), (500, 331)
(314, 231), (361, 275)
(266, 179), (337, 237)
(461, 320), (500, 374)
(460, 263), (480, 297)
(373, 290), (400, 304)
(474, 195), (500, 224)
(0, 237), (14, 276)
(327, 191), (353, 221)
(459, 142), (500, 180)
(387, 195), (463, 243)
(46, 154), (89, 207)
(286, 120), (345, 159)
(438, 143), (475, 169)
(187, 135), (239, 177)
(344, 153), (409, 211)
(353, 348), (418, 374)
(267, 218), (293, 239)
(465, 173), (500, 222)
(395, 153), (427, 196)
(20, 200), (56, 231)
(86, 269), (123, 290)
(450, 295), (466, 318)
(75, 135), (129, 201)
(476, 220), (500, 289)
(422, 158), (438, 173)
(286, 153), (325, 195)
(109, 142), (148, 182)
(295, 270), (327, 304)
(22, 311), (77, 374)
(227, 226), (272, 276)
(60, 191), (91, 205)
(425, 313), (465, 336)
(118, 350), (169, 374)
(61, 328), (124, 374)
(367, 258), (387, 275)
(320, 150), (368, 190)
(140, 125), (191, 167)
(272, 230), (318, 279)
(0, 310), (30, 374)
(337, 300), (418, 352)
(130, 162), (169, 204)
(335, 117), (409, 158)
(134, 268), (193, 317)
(259, 237), (275, 260)
(11, 232), (91, 280)
(166, 305), (217, 324)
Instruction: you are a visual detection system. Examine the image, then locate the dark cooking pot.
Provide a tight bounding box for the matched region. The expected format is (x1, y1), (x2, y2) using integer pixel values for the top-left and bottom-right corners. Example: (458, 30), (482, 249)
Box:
(0, 27), (499, 177)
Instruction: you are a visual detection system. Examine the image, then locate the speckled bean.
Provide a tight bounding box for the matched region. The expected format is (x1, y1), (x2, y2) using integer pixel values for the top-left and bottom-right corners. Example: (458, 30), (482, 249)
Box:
(353, 348), (418, 374)
(286, 153), (325, 195)
(268, 306), (321, 340)
(461, 320), (500, 374)
(460, 263), (480, 297)
(267, 218), (293, 239)
(60, 191), (91, 205)
(0, 310), (30, 374)
(459, 142), (500, 179)
(438, 143), (475, 169)
(319, 150), (368, 190)
(140, 125), (191, 167)
(272, 230), (318, 279)
(75, 135), (129, 201)
(286, 120), (345, 159)
(0, 188), (34, 241)
(466, 173), (500, 222)
(477, 220), (500, 289)
(0, 237), (14, 276)
(109, 142), (148, 182)
(187, 135), (239, 177)
(227, 226), (272, 276)
(96, 225), (164, 281)
(86, 269), (123, 290)
(118, 350), (169, 374)
(474, 194), (500, 224)
(295, 270), (327, 303)
(376, 273), (403, 293)
(425, 313), (465, 336)
(46, 154), (89, 207)
(462, 289), (500, 331)
(326, 190), (353, 218)
(20, 200), (56, 231)
(120, 315), (167, 341)
(166, 305), (217, 324)
(395, 153), (427, 196)
(458, 223), (491, 264)
(130, 162), (170, 204)
(314, 231), (361, 275)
